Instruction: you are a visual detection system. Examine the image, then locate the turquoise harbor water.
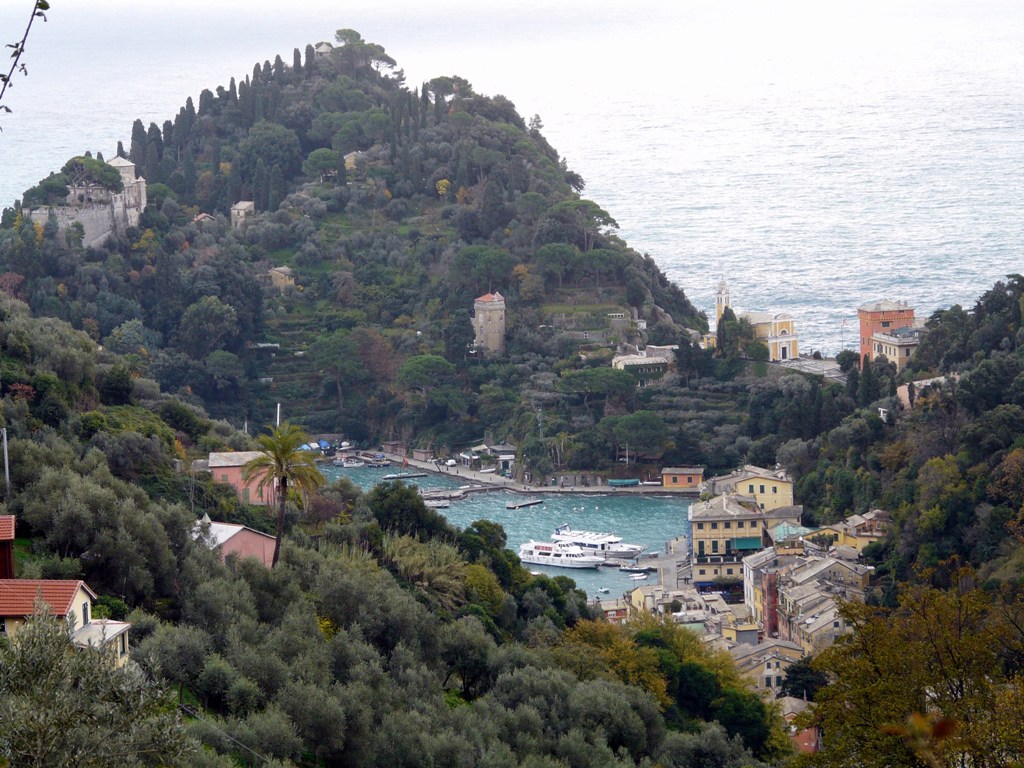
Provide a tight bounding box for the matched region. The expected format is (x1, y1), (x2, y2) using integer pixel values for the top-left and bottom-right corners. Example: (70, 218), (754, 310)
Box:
(322, 465), (691, 598)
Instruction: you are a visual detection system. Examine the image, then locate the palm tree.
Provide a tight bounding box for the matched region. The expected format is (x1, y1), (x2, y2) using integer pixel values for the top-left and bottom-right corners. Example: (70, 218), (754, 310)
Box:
(243, 422), (325, 567)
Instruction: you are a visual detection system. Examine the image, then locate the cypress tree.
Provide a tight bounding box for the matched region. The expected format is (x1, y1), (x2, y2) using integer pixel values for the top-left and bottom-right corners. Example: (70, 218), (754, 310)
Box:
(252, 158), (269, 211)
(273, 54), (285, 81)
(116, 140), (126, 159)
(145, 143), (161, 184)
(304, 44), (315, 73)
(293, 47), (302, 75)
(268, 163), (285, 211)
(859, 356), (880, 406)
(129, 119), (147, 165)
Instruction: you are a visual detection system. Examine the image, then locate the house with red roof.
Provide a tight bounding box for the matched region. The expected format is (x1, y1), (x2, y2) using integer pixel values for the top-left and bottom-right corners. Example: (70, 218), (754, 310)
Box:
(0, 579), (131, 666)
(0, 515), (14, 579)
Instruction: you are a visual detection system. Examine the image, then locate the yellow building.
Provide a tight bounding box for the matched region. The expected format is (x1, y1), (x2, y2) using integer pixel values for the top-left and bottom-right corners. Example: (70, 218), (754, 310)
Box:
(689, 494), (802, 587)
(704, 464), (794, 511)
(0, 579), (132, 666)
(714, 280), (799, 362)
(806, 509), (889, 552)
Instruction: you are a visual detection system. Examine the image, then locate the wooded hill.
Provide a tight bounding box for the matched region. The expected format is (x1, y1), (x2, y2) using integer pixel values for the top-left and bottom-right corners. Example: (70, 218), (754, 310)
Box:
(3, 29), (704, 465)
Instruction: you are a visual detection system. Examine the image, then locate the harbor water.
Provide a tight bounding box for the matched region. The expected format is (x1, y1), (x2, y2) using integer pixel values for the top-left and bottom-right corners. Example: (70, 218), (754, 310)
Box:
(322, 465), (692, 598)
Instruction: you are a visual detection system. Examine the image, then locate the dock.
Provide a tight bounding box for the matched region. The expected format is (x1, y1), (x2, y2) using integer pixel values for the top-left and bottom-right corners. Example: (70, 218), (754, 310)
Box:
(505, 498), (544, 510)
(382, 471), (429, 480)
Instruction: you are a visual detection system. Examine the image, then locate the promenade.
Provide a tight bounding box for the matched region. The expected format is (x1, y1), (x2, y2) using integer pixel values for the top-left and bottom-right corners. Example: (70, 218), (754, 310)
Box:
(379, 452), (697, 497)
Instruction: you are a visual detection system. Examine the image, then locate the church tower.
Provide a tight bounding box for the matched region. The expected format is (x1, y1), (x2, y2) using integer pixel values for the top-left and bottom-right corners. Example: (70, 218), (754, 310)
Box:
(715, 279), (731, 322)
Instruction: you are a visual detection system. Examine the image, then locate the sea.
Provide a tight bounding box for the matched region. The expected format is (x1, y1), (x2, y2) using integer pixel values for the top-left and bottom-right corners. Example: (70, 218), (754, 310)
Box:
(2, 0), (1023, 355)
(322, 464), (691, 598)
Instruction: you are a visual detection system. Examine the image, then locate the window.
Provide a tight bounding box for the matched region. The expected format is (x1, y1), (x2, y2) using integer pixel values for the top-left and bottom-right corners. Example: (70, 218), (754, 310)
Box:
(765, 676), (772, 688)
(671, 476), (678, 484)
(833, 620), (841, 628)
(119, 633), (128, 656)
(698, 541), (705, 556)
(699, 569), (706, 576)
(724, 521), (731, 529)
(711, 522), (718, 529)
(759, 484), (765, 494)
(697, 522), (704, 530)
(687, 476), (693, 483)
(712, 541), (719, 553)
(737, 520), (744, 528)
(776, 676), (784, 688)
(726, 568), (733, 575)
(82, 602), (90, 625)
(772, 485), (777, 493)
(748, 484), (754, 493)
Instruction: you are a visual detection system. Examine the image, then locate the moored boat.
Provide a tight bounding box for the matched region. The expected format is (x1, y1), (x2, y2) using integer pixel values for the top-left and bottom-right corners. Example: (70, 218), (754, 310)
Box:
(518, 541), (603, 569)
(551, 524), (645, 559)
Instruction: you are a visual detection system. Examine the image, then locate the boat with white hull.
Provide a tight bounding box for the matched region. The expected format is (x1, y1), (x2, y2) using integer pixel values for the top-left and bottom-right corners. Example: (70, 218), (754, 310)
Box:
(518, 541), (604, 569)
(551, 524), (644, 559)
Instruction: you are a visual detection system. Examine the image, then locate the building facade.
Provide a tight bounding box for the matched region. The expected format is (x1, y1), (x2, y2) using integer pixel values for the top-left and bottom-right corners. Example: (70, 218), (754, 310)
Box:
(857, 299), (915, 364)
(661, 466), (704, 491)
(473, 292), (506, 355)
(704, 465), (794, 511)
(714, 281), (799, 362)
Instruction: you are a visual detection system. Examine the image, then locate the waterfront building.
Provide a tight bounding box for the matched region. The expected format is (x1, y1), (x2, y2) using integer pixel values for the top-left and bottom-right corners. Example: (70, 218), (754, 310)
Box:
(857, 299), (915, 364)
(661, 466), (704, 491)
(688, 493), (802, 589)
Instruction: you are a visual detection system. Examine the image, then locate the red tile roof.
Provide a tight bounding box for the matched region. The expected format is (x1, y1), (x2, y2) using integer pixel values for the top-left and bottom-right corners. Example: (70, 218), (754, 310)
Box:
(0, 516), (13, 541)
(0, 580), (95, 618)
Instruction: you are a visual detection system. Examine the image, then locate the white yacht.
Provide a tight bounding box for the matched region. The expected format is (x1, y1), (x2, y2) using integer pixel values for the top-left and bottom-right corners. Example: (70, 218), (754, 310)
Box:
(551, 524), (644, 559)
(518, 541), (604, 569)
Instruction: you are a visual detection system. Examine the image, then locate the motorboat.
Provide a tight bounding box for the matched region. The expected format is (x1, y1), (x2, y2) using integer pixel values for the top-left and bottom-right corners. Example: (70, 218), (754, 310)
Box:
(333, 456), (365, 468)
(551, 524), (645, 559)
(518, 541), (603, 569)
(629, 573), (648, 582)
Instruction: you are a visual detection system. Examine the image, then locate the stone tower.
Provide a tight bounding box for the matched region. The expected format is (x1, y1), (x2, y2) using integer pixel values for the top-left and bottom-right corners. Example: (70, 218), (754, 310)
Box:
(473, 292), (506, 355)
(715, 279), (731, 322)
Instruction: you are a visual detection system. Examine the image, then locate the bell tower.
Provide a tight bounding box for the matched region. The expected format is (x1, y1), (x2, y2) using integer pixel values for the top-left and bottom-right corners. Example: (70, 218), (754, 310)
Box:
(715, 279), (731, 322)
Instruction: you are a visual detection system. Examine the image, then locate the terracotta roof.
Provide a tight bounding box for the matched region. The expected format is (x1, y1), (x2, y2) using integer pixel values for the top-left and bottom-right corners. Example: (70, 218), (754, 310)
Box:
(475, 292), (505, 302)
(0, 579), (95, 618)
(0, 516), (14, 541)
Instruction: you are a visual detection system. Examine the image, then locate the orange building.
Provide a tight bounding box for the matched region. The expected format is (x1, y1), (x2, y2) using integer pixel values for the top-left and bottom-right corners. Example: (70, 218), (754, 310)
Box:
(857, 300), (914, 364)
(661, 466), (704, 491)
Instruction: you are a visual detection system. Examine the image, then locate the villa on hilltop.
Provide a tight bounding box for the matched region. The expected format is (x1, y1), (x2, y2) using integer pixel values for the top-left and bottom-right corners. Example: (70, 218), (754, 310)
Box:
(28, 154), (147, 249)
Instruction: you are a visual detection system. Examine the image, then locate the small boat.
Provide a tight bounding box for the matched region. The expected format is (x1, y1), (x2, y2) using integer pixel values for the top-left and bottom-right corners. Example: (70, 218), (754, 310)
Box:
(366, 459), (390, 468)
(629, 573), (648, 582)
(382, 471), (429, 480)
(551, 524), (644, 559)
(479, 467), (497, 474)
(597, 587), (610, 594)
(518, 541), (603, 569)
(506, 498), (543, 510)
(332, 456), (365, 468)
(423, 499), (449, 509)
(608, 478), (640, 487)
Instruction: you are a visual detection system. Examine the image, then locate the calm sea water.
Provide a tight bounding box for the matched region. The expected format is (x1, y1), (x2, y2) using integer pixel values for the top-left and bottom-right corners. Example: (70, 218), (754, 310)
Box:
(2, 0), (1022, 354)
(322, 465), (691, 598)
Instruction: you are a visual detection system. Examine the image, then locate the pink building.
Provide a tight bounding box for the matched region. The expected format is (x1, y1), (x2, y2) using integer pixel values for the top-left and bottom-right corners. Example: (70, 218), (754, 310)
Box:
(195, 514), (277, 568)
(208, 451), (278, 507)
